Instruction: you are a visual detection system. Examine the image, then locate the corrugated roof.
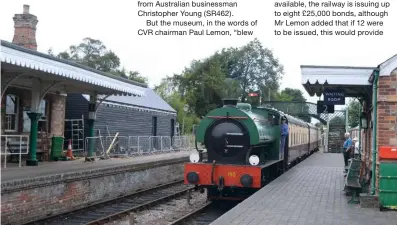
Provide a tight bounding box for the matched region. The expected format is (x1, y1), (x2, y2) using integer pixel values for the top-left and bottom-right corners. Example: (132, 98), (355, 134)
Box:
(83, 88), (176, 114)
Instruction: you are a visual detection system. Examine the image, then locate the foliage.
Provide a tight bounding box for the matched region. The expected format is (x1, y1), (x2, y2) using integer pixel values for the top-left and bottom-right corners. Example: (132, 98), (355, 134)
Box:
(330, 116), (345, 125)
(50, 37), (148, 84)
(276, 88), (306, 102)
(272, 88), (311, 123)
(226, 38), (284, 102)
(168, 38), (284, 117)
(347, 98), (361, 128)
(154, 82), (200, 134)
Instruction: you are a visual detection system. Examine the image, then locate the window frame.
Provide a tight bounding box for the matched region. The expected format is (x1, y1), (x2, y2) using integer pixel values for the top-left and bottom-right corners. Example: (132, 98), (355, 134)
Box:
(4, 94), (19, 132)
(38, 99), (49, 132)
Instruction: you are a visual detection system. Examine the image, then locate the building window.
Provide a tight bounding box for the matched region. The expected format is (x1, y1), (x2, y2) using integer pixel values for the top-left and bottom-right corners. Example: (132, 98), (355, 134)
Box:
(38, 100), (49, 132)
(22, 100), (49, 132)
(5, 94), (19, 132)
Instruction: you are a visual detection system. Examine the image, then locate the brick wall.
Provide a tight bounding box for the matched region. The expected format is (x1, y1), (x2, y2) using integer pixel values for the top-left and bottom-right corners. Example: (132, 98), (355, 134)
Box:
(50, 94), (66, 136)
(0, 161), (186, 224)
(377, 70), (397, 146)
(12, 5), (38, 50)
(375, 69), (397, 193)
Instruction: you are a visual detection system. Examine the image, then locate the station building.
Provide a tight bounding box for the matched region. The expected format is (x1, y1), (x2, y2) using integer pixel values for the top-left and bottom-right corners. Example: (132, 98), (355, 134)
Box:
(301, 55), (397, 195)
(1, 5), (176, 165)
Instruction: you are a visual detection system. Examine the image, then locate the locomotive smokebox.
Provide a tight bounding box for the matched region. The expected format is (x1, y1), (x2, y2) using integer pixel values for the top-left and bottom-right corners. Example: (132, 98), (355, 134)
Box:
(222, 98), (238, 107)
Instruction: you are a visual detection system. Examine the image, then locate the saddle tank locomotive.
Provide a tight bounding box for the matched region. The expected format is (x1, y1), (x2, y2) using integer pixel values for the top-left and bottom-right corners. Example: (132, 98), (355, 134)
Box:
(184, 99), (320, 200)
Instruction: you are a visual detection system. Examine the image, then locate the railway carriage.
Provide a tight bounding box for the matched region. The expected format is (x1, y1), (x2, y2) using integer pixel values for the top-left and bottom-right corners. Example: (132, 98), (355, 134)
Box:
(184, 99), (320, 200)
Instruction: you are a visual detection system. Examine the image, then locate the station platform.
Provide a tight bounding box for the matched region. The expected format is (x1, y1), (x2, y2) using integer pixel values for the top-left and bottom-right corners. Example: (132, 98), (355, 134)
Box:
(211, 152), (397, 225)
(1, 151), (192, 184)
(1, 150), (195, 225)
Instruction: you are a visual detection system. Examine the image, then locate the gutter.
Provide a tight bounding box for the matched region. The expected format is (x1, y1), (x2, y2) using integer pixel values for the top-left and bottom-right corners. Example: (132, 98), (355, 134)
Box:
(371, 68), (379, 195)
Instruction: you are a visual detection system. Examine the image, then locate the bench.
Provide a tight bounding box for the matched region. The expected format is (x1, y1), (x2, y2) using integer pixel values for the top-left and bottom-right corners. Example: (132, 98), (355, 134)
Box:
(7, 141), (47, 162)
(344, 158), (362, 204)
(6, 141), (29, 163)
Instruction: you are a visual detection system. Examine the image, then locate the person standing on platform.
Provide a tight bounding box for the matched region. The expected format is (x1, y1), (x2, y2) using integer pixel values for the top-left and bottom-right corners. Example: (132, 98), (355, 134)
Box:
(343, 132), (353, 172)
(280, 117), (288, 158)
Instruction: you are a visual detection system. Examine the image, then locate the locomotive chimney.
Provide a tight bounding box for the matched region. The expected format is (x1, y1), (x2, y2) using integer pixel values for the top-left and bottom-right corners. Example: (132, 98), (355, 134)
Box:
(222, 98), (238, 107)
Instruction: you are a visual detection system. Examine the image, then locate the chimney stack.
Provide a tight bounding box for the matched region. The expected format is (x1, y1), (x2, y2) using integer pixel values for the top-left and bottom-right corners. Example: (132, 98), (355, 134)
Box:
(23, 5), (29, 14)
(12, 4), (38, 50)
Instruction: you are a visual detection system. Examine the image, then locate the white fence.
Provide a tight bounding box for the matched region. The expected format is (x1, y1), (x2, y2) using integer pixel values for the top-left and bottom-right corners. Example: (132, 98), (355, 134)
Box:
(84, 135), (193, 158)
(0, 135), (30, 168)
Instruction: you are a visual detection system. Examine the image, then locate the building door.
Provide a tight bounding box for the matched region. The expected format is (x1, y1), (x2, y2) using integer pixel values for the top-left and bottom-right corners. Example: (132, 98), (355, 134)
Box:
(152, 117), (158, 149)
(170, 119), (175, 145)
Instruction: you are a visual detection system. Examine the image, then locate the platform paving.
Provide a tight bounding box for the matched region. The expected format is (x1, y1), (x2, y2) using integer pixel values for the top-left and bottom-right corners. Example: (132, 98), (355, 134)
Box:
(1, 150), (192, 182)
(211, 152), (397, 225)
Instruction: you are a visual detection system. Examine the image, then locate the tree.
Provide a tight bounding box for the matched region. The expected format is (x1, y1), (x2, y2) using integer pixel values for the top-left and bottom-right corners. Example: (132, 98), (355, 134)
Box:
(54, 37), (148, 84)
(330, 116), (345, 125)
(273, 88), (311, 122)
(227, 38), (284, 102)
(48, 48), (55, 56)
(172, 51), (232, 117)
(277, 88), (306, 102)
(154, 77), (177, 100)
(274, 92), (293, 101)
(347, 99), (361, 128)
(171, 38), (284, 117)
(154, 79), (199, 134)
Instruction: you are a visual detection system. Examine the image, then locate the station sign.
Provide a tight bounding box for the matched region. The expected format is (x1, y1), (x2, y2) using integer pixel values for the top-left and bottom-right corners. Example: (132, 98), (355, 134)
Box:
(323, 89), (345, 105)
(317, 101), (334, 114)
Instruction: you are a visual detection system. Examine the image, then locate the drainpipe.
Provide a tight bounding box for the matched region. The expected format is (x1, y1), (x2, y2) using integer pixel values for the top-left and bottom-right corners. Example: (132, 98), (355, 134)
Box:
(371, 69), (379, 195)
(358, 106), (361, 157)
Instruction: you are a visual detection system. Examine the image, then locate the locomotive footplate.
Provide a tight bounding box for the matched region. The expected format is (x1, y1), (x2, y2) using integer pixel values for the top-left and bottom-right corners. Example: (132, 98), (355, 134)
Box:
(184, 162), (279, 189)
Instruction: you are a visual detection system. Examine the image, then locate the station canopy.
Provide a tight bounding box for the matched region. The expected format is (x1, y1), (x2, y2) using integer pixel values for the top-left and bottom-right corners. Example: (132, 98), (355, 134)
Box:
(301, 65), (375, 98)
(1, 40), (146, 97)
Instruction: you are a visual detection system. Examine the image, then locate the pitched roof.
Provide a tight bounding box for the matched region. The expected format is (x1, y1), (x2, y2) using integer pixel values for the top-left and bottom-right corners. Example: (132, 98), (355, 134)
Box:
(1, 40), (147, 88)
(84, 88), (176, 114)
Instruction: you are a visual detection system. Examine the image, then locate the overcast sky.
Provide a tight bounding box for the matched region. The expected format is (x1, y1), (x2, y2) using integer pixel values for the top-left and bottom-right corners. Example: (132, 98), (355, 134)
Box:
(1, 0), (396, 109)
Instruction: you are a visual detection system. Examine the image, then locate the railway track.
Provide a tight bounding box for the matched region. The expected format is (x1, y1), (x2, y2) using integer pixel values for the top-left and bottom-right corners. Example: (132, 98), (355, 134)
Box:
(26, 180), (194, 225)
(168, 201), (235, 225)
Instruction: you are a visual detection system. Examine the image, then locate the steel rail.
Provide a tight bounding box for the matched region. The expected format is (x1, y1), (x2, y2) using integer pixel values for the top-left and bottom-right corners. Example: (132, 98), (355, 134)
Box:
(25, 179), (190, 225)
(85, 186), (195, 225)
(168, 201), (213, 225)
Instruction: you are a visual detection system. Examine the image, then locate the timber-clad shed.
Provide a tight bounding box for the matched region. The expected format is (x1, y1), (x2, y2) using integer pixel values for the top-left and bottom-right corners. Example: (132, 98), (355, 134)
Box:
(65, 89), (177, 152)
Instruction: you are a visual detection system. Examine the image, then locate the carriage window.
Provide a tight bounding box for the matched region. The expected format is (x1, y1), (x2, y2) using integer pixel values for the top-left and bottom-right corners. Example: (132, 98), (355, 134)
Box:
(292, 132), (296, 145)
